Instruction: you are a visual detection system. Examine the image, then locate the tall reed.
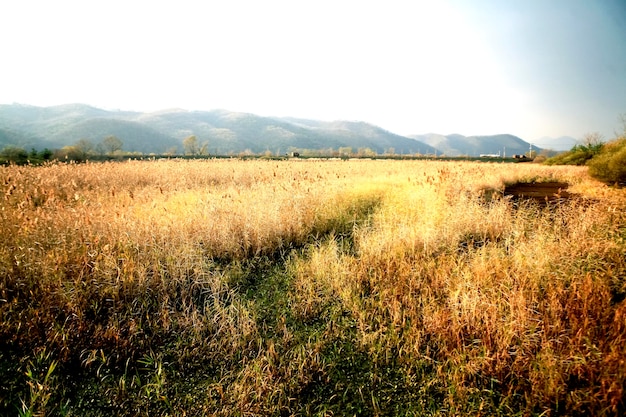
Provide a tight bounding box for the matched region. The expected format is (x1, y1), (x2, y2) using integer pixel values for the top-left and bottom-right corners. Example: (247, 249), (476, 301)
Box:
(1, 159), (624, 415)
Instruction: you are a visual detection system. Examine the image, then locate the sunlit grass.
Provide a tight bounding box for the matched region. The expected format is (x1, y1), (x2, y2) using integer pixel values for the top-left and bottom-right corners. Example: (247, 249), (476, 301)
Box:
(1, 159), (625, 415)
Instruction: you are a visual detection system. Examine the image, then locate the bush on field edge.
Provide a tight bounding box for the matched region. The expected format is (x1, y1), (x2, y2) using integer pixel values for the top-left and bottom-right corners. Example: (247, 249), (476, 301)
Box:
(587, 137), (626, 185)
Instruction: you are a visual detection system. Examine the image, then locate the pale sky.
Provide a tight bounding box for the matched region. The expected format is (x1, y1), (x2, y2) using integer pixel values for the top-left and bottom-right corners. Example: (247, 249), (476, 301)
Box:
(2, 0), (625, 142)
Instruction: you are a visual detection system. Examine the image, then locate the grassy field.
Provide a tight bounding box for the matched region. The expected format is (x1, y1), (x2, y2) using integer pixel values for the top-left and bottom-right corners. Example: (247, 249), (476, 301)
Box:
(1, 159), (625, 416)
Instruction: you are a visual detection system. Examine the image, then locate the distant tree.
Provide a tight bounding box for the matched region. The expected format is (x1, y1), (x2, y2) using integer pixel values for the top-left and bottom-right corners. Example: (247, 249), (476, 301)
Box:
(13, 148), (54, 165)
(357, 147), (377, 157)
(165, 146), (178, 156)
(338, 147), (353, 157)
(532, 149), (553, 164)
(40, 148), (53, 160)
(94, 142), (106, 156)
(321, 148), (333, 157)
(183, 135), (199, 155)
(74, 139), (95, 159)
(199, 140), (209, 156)
(102, 135), (123, 155)
(0, 146), (28, 164)
(581, 132), (604, 149)
(54, 146), (86, 161)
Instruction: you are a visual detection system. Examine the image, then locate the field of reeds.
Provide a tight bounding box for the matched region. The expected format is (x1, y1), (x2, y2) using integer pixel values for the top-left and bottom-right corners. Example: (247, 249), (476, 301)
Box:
(1, 158), (625, 416)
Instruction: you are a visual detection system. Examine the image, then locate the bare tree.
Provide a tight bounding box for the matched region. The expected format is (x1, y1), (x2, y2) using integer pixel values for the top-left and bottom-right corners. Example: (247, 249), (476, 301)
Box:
(102, 135), (123, 155)
(580, 132), (604, 148)
(617, 113), (626, 139)
(183, 135), (199, 155)
(74, 139), (94, 159)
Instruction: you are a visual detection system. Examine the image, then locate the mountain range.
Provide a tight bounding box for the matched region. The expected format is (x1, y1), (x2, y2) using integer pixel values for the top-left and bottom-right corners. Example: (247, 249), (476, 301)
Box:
(0, 103), (544, 156)
(532, 136), (578, 151)
(410, 133), (536, 157)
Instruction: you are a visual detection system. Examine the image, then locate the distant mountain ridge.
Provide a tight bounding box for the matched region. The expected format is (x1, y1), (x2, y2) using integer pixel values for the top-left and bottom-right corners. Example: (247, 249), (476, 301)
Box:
(0, 103), (539, 156)
(532, 136), (578, 151)
(409, 133), (541, 157)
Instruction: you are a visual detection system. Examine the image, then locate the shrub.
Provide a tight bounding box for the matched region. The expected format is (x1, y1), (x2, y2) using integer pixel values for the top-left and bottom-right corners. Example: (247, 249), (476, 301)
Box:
(588, 137), (626, 185)
(0, 146), (29, 164)
(544, 145), (599, 166)
(545, 132), (604, 166)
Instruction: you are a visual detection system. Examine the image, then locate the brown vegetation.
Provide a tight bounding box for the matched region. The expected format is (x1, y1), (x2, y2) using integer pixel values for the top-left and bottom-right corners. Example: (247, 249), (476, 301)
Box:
(1, 159), (625, 415)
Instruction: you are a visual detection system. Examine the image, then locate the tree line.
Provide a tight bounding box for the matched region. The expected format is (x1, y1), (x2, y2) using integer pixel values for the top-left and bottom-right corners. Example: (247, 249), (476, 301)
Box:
(1, 133), (399, 165)
(1, 135), (125, 165)
(3, 128), (624, 185)
(0, 134), (213, 165)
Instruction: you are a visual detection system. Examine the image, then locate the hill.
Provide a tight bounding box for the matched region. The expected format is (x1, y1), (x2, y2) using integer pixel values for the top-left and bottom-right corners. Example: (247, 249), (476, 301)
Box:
(49, 118), (177, 154)
(409, 133), (540, 157)
(124, 109), (441, 155)
(0, 127), (44, 150)
(281, 118), (436, 155)
(1, 103), (537, 156)
(0, 104), (439, 155)
(532, 136), (578, 151)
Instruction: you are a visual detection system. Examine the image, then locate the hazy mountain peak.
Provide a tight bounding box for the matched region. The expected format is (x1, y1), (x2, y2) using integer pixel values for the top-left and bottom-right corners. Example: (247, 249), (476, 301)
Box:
(1, 103), (539, 156)
(409, 132), (539, 157)
(532, 136), (577, 151)
(146, 108), (189, 115)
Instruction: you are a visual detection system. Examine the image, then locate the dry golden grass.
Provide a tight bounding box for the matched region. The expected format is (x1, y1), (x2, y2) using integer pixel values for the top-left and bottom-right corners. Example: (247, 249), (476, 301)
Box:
(1, 158), (625, 415)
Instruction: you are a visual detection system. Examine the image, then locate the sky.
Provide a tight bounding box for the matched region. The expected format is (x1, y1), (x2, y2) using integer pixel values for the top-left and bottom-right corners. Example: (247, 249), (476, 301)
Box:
(2, 0), (626, 142)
